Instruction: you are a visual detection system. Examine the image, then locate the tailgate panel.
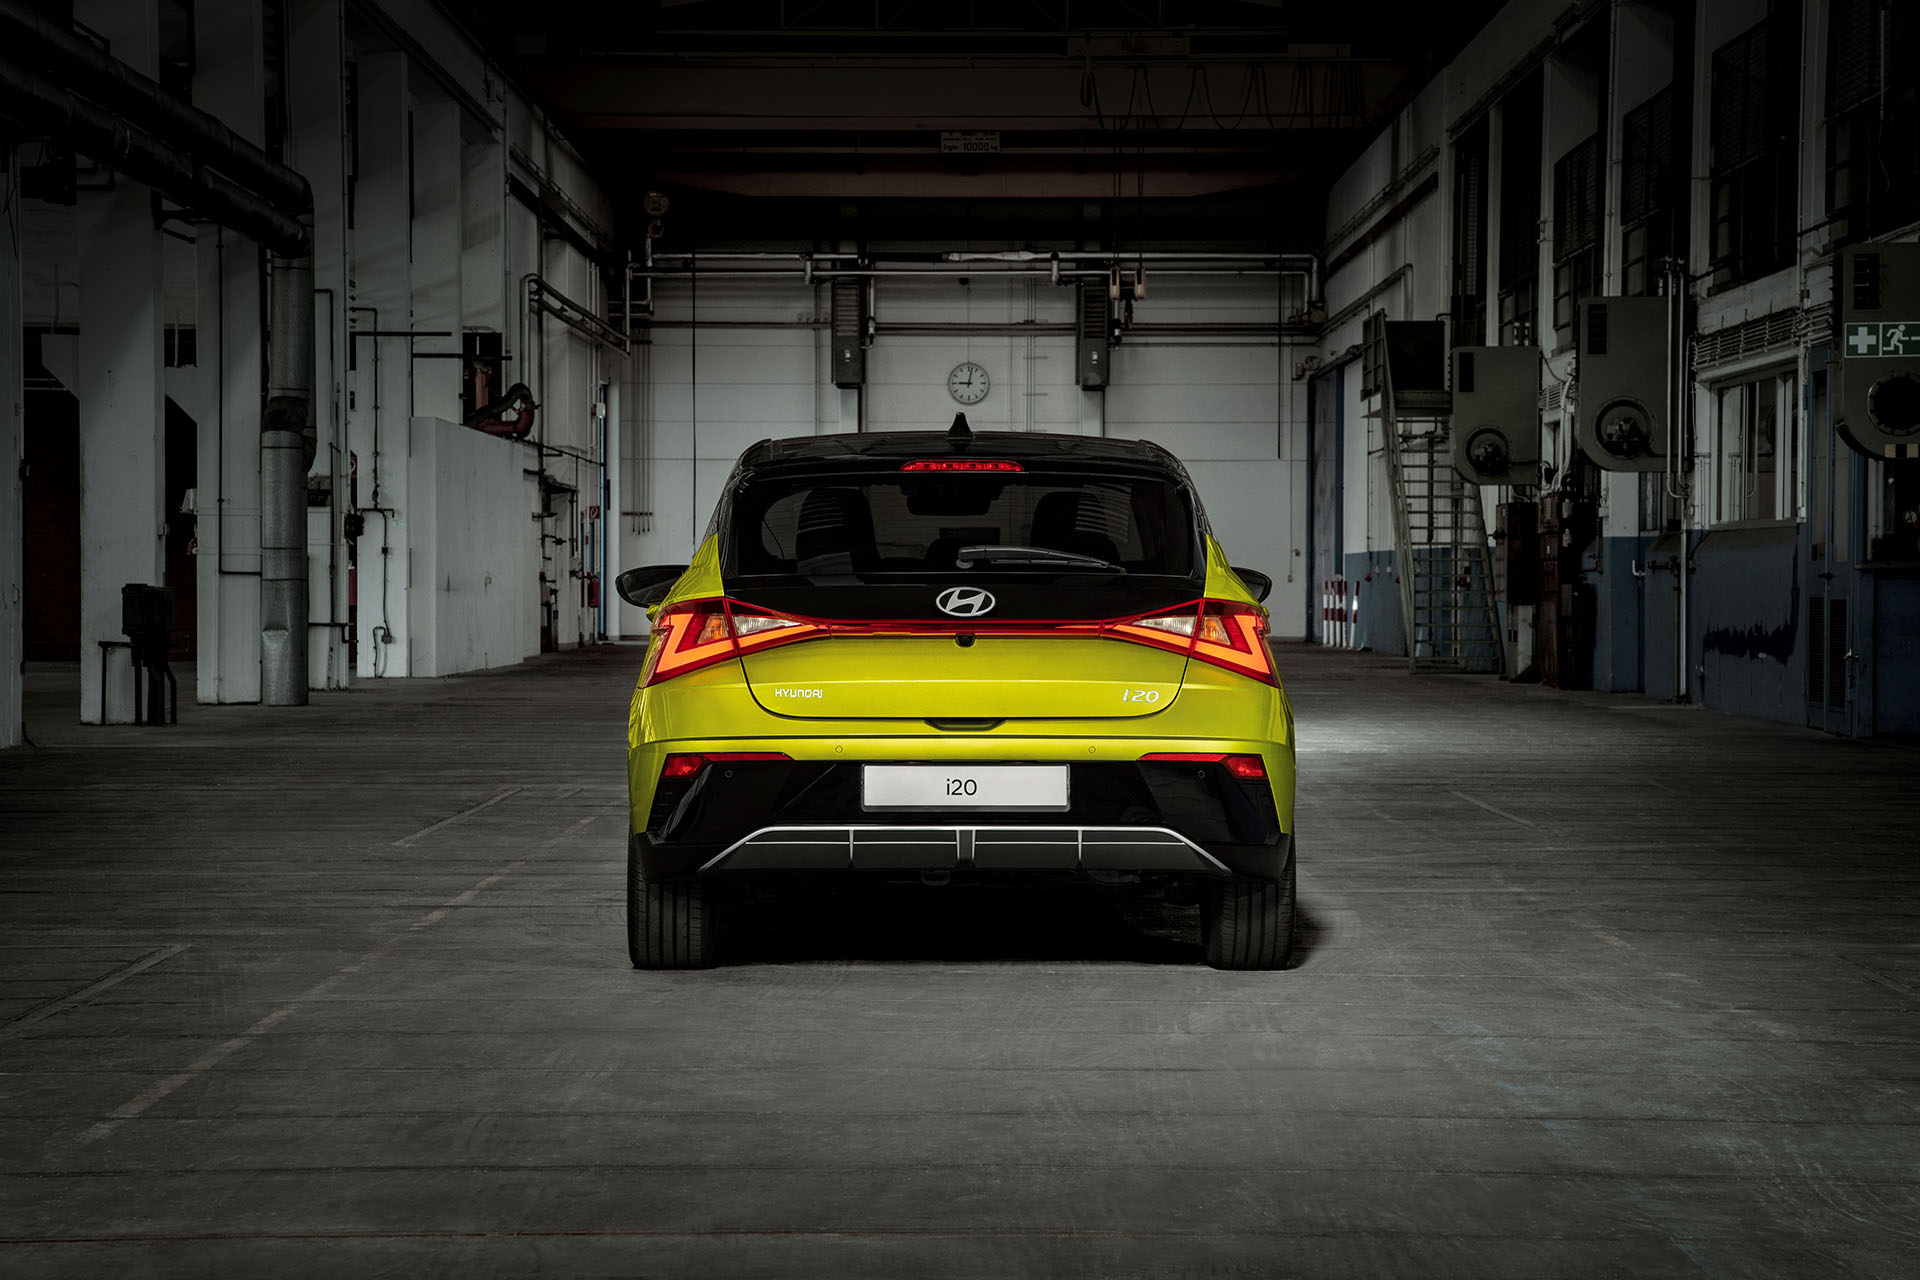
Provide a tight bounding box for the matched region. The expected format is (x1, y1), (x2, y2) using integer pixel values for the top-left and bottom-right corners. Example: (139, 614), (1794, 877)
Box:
(741, 636), (1186, 720)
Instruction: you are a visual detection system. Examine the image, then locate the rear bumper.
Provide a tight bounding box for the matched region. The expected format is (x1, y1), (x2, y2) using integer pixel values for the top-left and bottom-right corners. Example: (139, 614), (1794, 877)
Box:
(634, 828), (1292, 881)
(631, 755), (1292, 882)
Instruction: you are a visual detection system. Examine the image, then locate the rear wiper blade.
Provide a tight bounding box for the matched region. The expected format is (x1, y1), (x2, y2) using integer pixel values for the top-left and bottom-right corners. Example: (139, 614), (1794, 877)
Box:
(954, 544), (1126, 572)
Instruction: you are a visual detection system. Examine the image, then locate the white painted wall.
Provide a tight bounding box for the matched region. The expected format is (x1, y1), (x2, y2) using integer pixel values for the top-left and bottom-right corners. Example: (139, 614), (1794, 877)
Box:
(406, 417), (537, 676)
(619, 273), (1309, 637)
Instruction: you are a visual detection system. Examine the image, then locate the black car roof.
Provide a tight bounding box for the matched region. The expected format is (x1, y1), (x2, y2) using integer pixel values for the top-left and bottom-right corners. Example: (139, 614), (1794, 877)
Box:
(737, 430), (1185, 473)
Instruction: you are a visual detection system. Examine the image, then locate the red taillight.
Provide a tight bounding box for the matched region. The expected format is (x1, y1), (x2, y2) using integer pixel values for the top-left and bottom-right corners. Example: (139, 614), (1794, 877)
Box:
(1109, 600), (1276, 685)
(642, 600), (827, 687)
(660, 751), (793, 781)
(901, 459), (1023, 472)
(1140, 751), (1267, 779)
(639, 596), (1273, 685)
(1193, 601), (1275, 684)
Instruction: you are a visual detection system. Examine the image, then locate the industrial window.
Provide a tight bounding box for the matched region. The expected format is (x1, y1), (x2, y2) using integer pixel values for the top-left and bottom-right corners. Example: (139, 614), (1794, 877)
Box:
(1453, 121), (1490, 343)
(1638, 472), (1680, 534)
(1709, 11), (1799, 287)
(1620, 88), (1676, 298)
(1714, 371), (1800, 525)
(1826, 0), (1920, 243)
(1497, 73), (1543, 347)
(1551, 135), (1602, 350)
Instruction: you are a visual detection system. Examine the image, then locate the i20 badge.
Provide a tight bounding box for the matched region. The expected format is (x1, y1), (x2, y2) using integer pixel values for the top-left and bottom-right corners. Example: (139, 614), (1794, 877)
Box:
(936, 587), (996, 617)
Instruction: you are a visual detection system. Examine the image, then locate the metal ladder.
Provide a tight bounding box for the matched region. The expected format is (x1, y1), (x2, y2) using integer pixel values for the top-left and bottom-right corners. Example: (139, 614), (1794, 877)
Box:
(1381, 376), (1506, 675)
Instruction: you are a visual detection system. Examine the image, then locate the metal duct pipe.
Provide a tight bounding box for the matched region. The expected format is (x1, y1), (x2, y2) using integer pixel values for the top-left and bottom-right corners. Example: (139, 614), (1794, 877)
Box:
(262, 249), (314, 706)
(0, 60), (310, 257)
(0, 0), (311, 217)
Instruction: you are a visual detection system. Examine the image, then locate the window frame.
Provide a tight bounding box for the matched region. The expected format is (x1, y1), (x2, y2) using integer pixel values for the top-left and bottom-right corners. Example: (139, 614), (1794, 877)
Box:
(1711, 369), (1802, 527)
(1551, 134), (1603, 351)
(1619, 87), (1676, 298)
(1707, 13), (1799, 288)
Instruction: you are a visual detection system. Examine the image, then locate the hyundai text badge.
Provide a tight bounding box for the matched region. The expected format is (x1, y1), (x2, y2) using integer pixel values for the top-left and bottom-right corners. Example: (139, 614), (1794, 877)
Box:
(936, 586), (996, 617)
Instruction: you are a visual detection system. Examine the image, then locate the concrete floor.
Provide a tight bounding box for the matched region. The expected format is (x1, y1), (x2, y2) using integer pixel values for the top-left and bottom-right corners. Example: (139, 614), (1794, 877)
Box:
(1, 645), (1917, 1278)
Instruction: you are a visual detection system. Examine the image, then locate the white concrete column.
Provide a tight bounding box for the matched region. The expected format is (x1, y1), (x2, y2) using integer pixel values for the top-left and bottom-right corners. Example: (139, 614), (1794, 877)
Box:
(349, 52), (413, 678)
(460, 125), (506, 346)
(1, 147), (23, 747)
(76, 0), (166, 726)
(191, 0), (266, 705)
(411, 98), (464, 422)
(288, 0), (351, 690)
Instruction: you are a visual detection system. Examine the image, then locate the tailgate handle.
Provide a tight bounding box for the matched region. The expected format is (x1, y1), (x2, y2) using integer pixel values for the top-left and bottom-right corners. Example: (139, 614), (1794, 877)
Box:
(924, 718), (1005, 732)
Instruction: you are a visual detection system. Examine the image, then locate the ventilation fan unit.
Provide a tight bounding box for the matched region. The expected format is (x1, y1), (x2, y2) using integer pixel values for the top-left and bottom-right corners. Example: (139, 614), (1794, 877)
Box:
(1573, 297), (1670, 471)
(1448, 346), (1541, 485)
(1836, 243), (1920, 460)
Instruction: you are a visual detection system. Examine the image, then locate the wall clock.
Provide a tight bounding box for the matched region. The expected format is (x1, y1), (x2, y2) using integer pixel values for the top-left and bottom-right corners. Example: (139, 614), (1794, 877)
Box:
(947, 361), (990, 404)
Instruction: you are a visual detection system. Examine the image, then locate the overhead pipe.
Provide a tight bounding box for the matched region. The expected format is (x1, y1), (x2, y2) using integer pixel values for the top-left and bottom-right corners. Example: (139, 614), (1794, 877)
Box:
(0, 61), (310, 256)
(527, 275), (631, 354)
(0, 12), (316, 707)
(628, 255), (1320, 305)
(0, 0), (312, 217)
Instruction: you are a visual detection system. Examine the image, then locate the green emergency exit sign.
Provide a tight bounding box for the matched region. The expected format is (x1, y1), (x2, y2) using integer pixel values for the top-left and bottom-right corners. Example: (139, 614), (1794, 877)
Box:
(1844, 322), (1920, 357)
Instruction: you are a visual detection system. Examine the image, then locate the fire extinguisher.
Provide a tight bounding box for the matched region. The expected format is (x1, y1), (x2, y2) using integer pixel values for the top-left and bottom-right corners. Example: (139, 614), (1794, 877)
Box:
(586, 574), (600, 609)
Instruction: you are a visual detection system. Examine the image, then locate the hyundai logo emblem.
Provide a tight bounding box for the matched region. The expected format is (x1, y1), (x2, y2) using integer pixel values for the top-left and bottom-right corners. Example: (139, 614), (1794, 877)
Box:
(936, 586), (996, 617)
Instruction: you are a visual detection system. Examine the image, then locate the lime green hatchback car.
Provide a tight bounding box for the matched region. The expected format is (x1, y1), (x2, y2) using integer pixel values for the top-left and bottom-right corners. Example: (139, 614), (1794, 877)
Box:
(617, 418), (1296, 970)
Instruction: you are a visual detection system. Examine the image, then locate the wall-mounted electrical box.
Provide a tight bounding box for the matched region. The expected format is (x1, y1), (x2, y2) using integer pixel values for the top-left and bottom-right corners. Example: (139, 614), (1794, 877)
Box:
(1077, 280), (1109, 388)
(1574, 296), (1670, 471)
(831, 277), (866, 388)
(1449, 346), (1541, 485)
(1836, 242), (1920, 460)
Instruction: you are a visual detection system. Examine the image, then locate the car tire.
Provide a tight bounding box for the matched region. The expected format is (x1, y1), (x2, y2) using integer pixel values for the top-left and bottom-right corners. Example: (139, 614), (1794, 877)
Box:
(628, 839), (717, 969)
(1201, 850), (1294, 971)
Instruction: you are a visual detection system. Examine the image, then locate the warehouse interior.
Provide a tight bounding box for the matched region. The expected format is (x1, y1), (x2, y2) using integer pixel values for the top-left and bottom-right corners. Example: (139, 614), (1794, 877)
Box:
(2, 0), (1918, 1274)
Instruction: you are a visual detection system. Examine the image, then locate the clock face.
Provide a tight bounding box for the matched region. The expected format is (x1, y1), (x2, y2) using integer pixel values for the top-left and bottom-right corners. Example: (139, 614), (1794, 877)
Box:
(947, 361), (990, 404)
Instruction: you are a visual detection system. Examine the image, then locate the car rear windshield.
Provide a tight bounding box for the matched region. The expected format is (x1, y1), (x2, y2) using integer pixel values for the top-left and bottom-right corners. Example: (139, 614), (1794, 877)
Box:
(723, 469), (1199, 580)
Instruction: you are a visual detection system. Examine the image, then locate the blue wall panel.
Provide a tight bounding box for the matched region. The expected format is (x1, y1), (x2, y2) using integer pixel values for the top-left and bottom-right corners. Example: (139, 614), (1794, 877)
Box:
(1871, 575), (1920, 735)
(1591, 536), (1655, 693)
(1691, 526), (1804, 726)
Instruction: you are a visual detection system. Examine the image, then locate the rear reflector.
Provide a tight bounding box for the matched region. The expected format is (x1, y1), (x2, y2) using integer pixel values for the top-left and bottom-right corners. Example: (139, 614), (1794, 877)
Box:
(900, 459), (1024, 472)
(660, 751), (793, 781)
(1140, 752), (1267, 779)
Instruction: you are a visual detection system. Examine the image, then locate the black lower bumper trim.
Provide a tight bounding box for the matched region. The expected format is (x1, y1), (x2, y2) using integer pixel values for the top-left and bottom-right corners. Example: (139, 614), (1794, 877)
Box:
(690, 824), (1243, 877)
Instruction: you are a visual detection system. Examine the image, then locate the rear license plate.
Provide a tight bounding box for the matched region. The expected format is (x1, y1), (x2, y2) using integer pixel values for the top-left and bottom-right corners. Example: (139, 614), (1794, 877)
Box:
(862, 765), (1070, 811)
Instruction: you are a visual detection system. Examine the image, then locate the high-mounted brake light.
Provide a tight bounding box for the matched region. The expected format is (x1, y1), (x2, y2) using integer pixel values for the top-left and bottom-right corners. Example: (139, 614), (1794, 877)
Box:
(900, 459), (1024, 472)
(642, 599), (827, 687)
